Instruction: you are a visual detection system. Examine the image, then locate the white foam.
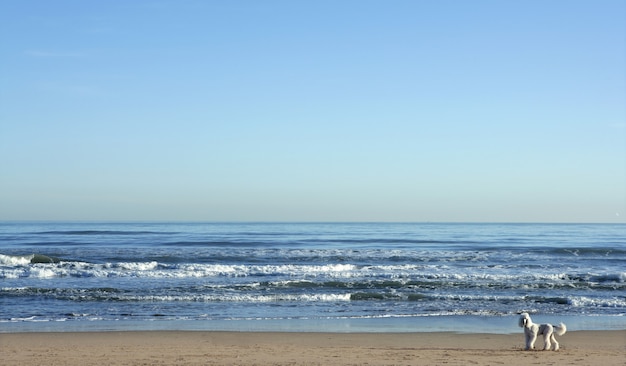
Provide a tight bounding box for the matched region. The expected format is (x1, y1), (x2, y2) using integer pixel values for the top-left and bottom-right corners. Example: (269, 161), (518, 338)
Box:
(28, 267), (57, 278)
(0, 254), (33, 266)
(119, 292), (352, 303)
(568, 296), (626, 308)
(117, 261), (159, 271)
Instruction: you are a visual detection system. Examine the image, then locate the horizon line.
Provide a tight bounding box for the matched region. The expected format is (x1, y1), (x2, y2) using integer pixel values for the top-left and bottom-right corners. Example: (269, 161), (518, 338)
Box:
(0, 220), (623, 225)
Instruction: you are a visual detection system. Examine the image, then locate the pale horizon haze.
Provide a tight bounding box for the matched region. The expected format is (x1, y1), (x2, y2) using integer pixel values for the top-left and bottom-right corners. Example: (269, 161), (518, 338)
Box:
(1, 1), (625, 223)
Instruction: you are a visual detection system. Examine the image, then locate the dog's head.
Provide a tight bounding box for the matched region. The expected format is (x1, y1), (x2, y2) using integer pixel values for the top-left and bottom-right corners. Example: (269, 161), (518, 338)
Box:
(518, 312), (531, 328)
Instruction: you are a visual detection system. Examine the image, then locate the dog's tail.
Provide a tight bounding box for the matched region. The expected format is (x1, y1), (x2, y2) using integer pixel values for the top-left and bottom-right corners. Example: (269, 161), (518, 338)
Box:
(553, 322), (567, 336)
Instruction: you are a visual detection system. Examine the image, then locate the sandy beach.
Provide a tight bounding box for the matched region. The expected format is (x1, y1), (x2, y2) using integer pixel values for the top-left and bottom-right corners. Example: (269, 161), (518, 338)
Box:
(1, 330), (624, 365)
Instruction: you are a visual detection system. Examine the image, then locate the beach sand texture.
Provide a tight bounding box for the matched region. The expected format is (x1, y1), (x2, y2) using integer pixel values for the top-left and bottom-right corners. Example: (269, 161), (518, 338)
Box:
(1, 330), (624, 365)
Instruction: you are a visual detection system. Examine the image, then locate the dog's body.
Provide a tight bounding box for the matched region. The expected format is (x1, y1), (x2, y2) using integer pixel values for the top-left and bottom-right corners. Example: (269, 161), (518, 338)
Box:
(518, 312), (566, 351)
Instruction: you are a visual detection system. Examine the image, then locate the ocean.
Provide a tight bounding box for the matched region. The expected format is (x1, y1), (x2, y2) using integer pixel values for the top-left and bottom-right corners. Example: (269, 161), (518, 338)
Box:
(1, 222), (624, 333)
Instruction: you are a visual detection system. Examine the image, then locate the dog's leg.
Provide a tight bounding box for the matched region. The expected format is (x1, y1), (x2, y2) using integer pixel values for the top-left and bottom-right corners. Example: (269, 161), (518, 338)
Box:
(552, 333), (559, 351)
(523, 329), (533, 350)
(542, 326), (553, 350)
(528, 331), (537, 350)
(543, 333), (551, 350)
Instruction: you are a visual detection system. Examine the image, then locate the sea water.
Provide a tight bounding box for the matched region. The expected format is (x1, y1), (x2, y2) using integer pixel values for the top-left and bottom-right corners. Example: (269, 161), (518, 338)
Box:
(1, 222), (624, 333)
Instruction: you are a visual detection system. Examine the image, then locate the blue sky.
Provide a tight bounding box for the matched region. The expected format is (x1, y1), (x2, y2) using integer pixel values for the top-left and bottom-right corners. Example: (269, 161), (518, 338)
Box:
(1, 0), (624, 222)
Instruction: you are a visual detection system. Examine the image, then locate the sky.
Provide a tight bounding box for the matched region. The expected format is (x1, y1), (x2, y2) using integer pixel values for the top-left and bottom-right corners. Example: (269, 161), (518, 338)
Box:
(0, 0), (624, 223)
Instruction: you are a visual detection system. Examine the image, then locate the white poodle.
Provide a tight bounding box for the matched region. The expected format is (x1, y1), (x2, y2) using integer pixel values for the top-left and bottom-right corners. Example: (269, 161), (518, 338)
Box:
(518, 312), (567, 351)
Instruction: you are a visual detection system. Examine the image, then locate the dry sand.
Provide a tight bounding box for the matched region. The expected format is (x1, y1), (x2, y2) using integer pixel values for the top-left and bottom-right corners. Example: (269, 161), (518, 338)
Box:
(1, 330), (624, 365)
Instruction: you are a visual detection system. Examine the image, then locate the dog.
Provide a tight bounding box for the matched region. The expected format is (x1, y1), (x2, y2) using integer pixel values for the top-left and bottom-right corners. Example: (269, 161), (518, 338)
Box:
(518, 312), (567, 351)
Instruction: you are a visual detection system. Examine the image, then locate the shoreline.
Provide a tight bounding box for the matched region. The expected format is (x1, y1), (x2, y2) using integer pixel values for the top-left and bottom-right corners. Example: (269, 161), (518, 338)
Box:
(2, 314), (625, 334)
(2, 330), (624, 365)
